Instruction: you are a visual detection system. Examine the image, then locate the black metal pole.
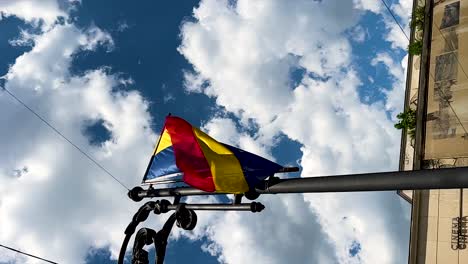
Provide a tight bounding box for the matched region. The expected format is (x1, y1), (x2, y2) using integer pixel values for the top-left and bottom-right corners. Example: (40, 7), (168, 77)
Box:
(129, 167), (468, 200)
(257, 167), (468, 193)
(166, 202), (265, 212)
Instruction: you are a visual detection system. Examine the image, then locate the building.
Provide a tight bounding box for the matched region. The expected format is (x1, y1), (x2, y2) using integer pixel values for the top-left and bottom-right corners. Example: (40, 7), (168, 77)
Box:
(398, 0), (468, 263)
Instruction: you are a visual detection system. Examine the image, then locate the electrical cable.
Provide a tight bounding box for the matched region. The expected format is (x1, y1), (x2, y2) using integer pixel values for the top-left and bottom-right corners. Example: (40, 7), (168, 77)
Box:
(1, 86), (130, 191)
(380, 0), (410, 40)
(379, 0), (468, 137)
(0, 244), (58, 264)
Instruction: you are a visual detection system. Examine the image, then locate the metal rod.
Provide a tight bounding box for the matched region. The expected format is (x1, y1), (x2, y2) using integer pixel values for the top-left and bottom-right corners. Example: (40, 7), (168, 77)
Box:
(166, 202), (265, 212)
(257, 167), (468, 193)
(130, 167), (468, 199)
(278, 167), (299, 173)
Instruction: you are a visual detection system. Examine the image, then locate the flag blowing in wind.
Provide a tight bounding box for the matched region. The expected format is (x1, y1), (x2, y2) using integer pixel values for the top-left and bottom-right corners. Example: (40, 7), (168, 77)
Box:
(142, 116), (285, 193)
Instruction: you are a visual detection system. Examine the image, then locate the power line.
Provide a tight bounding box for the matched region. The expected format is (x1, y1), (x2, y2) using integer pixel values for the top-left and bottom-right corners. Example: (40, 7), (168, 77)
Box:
(1, 86), (130, 191)
(379, 1), (468, 136)
(380, 0), (410, 40)
(0, 244), (58, 264)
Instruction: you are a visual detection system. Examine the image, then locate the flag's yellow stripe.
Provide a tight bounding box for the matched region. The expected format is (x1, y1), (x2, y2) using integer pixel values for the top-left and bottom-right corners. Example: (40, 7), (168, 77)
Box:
(154, 129), (172, 155)
(192, 128), (249, 193)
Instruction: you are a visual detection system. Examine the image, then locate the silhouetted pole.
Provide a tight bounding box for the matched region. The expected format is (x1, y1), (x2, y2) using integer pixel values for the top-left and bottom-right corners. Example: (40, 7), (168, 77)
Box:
(129, 166), (468, 201)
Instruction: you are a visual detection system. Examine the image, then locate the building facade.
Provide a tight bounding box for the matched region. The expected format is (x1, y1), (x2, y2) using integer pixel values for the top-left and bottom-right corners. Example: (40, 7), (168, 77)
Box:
(398, 0), (468, 263)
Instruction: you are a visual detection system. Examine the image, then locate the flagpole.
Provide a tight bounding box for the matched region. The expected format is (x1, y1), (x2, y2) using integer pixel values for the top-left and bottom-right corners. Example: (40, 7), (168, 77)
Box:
(121, 166), (468, 263)
(129, 166), (468, 201)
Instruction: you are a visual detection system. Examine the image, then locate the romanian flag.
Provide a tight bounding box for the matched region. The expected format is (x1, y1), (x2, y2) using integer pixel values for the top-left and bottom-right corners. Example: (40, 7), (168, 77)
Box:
(142, 116), (285, 193)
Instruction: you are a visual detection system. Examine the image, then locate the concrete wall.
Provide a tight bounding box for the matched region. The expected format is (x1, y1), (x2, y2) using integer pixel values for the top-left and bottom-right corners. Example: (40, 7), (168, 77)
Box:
(410, 1), (468, 263)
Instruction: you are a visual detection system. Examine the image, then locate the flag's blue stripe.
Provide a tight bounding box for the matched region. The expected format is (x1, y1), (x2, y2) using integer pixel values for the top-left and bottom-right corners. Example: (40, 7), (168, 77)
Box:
(145, 146), (181, 181)
(223, 144), (283, 188)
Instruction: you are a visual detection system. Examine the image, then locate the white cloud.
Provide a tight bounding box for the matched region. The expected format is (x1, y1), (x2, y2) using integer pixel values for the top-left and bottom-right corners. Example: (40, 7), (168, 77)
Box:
(0, 0), (69, 30)
(178, 0), (358, 124)
(392, 0), (413, 29)
(353, 0), (382, 13)
(163, 93), (175, 103)
(385, 0), (412, 50)
(350, 25), (368, 43)
(357, 0), (410, 118)
(377, 0), (412, 50)
(0, 4), (162, 264)
(182, 70), (208, 93)
(79, 26), (115, 52)
(8, 29), (36, 47)
(179, 0), (410, 263)
(371, 53), (408, 115)
(201, 117), (275, 160)
(200, 195), (338, 264)
(117, 21), (130, 32)
(354, 0), (412, 50)
(0, 0), (413, 263)
(170, 178), (338, 264)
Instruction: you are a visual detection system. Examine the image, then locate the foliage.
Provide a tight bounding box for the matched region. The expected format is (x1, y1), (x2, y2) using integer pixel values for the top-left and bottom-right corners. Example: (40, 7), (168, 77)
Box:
(407, 5), (425, 56)
(411, 5), (425, 32)
(408, 39), (423, 55)
(395, 109), (417, 139)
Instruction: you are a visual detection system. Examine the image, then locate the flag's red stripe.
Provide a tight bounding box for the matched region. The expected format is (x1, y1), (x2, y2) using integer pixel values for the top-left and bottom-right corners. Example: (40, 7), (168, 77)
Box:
(164, 116), (215, 192)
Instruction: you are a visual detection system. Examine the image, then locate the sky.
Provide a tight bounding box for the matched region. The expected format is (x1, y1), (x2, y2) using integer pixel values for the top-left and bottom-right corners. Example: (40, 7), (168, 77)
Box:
(0, 0), (413, 263)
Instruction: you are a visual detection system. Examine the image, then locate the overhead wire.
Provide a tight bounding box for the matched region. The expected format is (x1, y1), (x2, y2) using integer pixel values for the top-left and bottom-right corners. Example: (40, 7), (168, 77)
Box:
(1, 86), (130, 191)
(1, 82), (132, 264)
(379, 0), (410, 40)
(0, 243), (58, 264)
(379, 0), (468, 137)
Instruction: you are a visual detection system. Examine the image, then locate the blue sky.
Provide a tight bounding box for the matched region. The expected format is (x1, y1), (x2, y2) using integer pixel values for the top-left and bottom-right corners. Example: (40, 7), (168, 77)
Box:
(0, 0), (412, 263)
(69, 0), (217, 129)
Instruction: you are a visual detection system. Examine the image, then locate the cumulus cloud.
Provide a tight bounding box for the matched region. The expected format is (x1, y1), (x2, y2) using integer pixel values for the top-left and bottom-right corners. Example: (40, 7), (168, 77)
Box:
(0, 0), (413, 263)
(371, 52), (408, 115)
(201, 117), (275, 160)
(353, 0), (382, 13)
(179, 0), (410, 263)
(349, 25), (368, 43)
(0, 3), (161, 264)
(178, 0), (358, 124)
(202, 195), (338, 264)
(380, 0), (412, 50)
(356, 0), (410, 120)
(352, 0), (411, 117)
(354, 0), (412, 50)
(0, 0), (69, 30)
